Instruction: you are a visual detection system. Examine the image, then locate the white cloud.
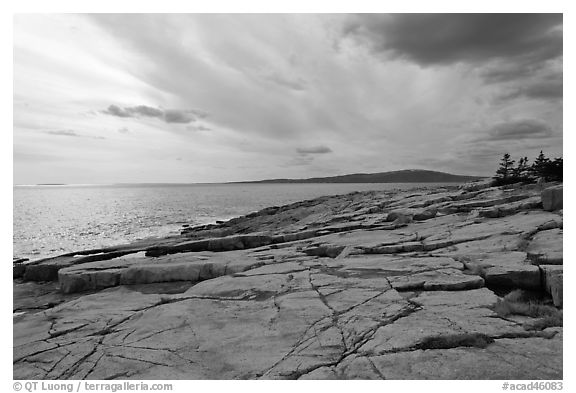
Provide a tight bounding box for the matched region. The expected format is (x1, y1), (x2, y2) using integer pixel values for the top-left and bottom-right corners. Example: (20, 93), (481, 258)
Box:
(13, 14), (563, 184)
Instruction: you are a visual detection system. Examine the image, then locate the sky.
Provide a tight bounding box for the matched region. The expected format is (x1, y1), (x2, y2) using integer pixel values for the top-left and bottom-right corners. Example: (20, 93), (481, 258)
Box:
(13, 13), (563, 184)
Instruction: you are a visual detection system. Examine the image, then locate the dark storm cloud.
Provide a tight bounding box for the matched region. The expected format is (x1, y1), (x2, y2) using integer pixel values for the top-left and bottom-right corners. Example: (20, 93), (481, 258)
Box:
(481, 62), (545, 84)
(102, 104), (206, 124)
(500, 76), (563, 101)
(344, 14), (562, 66)
(479, 119), (555, 142)
(296, 145), (333, 155)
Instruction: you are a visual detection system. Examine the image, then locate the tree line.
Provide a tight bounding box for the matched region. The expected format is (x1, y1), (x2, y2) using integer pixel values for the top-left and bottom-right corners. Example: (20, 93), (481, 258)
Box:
(493, 151), (563, 186)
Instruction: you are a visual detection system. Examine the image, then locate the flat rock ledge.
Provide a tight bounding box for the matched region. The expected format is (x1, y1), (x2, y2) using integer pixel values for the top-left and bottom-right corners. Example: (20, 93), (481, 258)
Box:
(13, 181), (563, 380)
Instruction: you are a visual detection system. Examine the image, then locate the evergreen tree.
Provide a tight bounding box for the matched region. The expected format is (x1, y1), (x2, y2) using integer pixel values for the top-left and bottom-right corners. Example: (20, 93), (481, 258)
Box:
(531, 150), (551, 179)
(493, 153), (515, 185)
(545, 157), (563, 181)
(512, 156), (530, 180)
(491, 151), (561, 186)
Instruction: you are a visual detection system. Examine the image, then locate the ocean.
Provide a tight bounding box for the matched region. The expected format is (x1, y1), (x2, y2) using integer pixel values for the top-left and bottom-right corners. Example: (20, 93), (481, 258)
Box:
(13, 182), (451, 261)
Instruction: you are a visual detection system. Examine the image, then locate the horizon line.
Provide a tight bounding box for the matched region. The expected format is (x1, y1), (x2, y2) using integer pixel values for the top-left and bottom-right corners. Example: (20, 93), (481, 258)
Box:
(14, 169), (489, 187)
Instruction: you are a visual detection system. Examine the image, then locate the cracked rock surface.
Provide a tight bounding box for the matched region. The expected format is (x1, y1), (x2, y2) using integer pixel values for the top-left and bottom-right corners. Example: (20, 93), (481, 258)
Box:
(13, 181), (563, 379)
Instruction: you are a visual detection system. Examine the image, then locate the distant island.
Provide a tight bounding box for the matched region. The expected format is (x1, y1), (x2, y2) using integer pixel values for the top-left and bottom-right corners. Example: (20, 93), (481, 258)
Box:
(234, 169), (485, 184)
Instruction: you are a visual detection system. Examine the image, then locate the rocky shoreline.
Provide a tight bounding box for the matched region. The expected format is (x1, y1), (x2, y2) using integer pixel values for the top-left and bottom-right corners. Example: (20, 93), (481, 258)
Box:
(13, 180), (563, 379)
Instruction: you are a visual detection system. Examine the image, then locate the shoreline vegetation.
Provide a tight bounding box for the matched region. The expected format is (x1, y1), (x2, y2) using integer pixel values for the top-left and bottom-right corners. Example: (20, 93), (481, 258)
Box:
(492, 151), (563, 187)
(13, 171), (563, 379)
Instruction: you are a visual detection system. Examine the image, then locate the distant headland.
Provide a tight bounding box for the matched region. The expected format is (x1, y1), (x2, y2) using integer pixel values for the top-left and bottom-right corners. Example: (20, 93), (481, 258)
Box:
(233, 169), (485, 184)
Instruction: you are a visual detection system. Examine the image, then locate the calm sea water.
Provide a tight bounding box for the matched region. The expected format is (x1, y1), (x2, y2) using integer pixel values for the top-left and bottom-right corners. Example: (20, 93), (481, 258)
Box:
(13, 183), (450, 261)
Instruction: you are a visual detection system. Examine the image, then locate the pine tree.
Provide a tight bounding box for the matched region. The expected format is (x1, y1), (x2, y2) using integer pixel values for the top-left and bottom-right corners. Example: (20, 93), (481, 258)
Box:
(512, 156), (530, 180)
(531, 150), (550, 179)
(493, 153), (515, 185)
(545, 157), (563, 181)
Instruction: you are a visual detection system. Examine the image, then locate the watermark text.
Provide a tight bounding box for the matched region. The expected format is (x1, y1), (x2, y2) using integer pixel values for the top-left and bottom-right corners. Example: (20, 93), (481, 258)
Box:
(14, 381), (173, 393)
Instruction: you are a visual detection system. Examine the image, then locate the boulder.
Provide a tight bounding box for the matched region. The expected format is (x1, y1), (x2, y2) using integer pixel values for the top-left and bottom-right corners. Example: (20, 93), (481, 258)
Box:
(541, 185), (563, 211)
(540, 265), (563, 307)
(482, 265), (541, 290)
(459, 252), (541, 290)
(526, 229), (563, 265)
